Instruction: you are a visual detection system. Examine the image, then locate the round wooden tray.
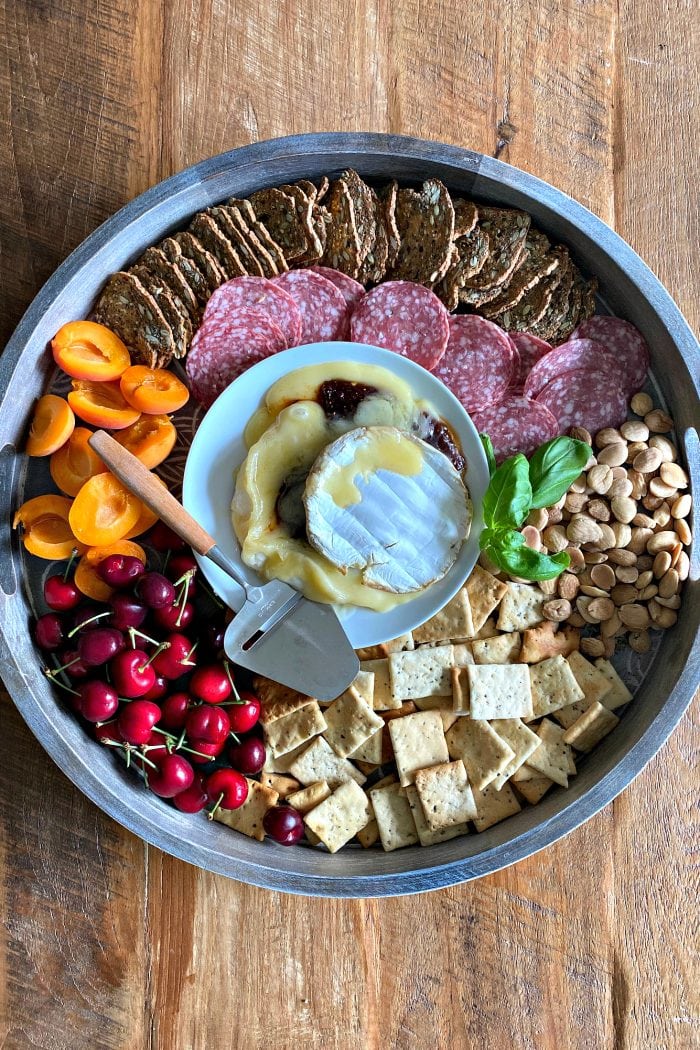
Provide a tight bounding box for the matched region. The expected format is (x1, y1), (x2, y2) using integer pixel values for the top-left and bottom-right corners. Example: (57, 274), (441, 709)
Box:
(1, 133), (698, 897)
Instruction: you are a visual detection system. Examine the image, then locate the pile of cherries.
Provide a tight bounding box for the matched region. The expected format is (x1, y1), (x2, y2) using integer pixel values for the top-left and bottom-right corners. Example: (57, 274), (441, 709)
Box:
(35, 522), (304, 846)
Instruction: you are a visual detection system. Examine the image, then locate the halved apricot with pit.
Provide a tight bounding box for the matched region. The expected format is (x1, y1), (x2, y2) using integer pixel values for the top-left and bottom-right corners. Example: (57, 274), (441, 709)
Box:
(50, 427), (107, 496)
(76, 541), (147, 600)
(13, 494), (86, 560)
(26, 394), (75, 457)
(120, 365), (190, 414)
(67, 380), (141, 430)
(114, 415), (177, 469)
(69, 473), (143, 546)
(52, 321), (131, 381)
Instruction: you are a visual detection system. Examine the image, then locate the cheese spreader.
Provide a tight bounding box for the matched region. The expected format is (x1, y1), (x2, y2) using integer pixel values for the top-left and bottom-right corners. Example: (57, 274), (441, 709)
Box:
(88, 432), (359, 700)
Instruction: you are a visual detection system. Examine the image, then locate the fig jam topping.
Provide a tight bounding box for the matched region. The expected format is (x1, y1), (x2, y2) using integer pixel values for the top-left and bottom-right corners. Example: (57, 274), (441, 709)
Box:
(318, 379), (378, 419)
(416, 413), (465, 472)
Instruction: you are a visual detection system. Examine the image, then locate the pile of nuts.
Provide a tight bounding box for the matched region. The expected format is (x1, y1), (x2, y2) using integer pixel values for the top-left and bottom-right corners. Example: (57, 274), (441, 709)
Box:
(523, 392), (692, 659)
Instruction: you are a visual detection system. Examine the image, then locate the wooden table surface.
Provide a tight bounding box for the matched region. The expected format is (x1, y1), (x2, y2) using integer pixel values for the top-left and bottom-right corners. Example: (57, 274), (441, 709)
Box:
(1, 2), (698, 1047)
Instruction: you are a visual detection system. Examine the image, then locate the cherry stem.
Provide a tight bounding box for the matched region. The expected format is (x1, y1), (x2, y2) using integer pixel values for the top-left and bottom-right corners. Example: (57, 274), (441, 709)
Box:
(128, 627), (160, 650)
(175, 728), (187, 750)
(162, 549), (172, 573)
(44, 668), (80, 695)
(183, 640), (198, 666)
(152, 726), (177, 740)
(207, 792), (224, 820)
(63, 548), (79, 581)
(177, 743), (216, 760)
(138, 640), (170, 672)
(223, 661), (239, 699)
(67, 610), (110, 638)
(229, 731), (240, 744)
(175, 570), (195, 627)
(47, 655), (80, 677)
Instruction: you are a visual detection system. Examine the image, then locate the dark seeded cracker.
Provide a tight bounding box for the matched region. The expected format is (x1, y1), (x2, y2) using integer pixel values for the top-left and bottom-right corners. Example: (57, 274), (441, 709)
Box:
(173, 232), (226, 293)
(452, 199), (479, 238)
(497, 248), (571, 333)
(280, 184), (324, 263)
(247, 188), (309, 262)
(229, 199), (289, 274)
(138, 246), (200, 323)
(209, 206), (266, 277)
(160, 236), (211, 309)
(94, 271), (174, 368)
(357, 185), (389, 285)
(435, 226), (490, 310)
(390, 179), (455, 286)
(131, 264), (192, 360)
(339, 169), (377, 269)
(525, 255), (576, 340)
(189, 213), (247, 280)
(321, 178), (362, 277)
(459, 206), (531, 304)
(480, 234), (560, 319)
(380, 180), (401, 269)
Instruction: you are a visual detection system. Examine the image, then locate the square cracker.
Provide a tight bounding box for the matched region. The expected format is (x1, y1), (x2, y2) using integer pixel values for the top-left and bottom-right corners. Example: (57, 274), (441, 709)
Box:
(489, 718), (541, 790)
(369, 783), (419, 850)
(289, 736), (366, 788)
(594, 658), (633, 710)
(467, 663), (533, 720)
(405, 785), (471, 845)
(551, 698), (592, 729)
(356, 819), (380, 848)
(264, 701), (327, 758)
(213, 779), (278, 841)
(445, 716), (515, 790)
(389, 645), (454, 701)
(349, 727), (383, 765)
(497, 583), (545, 632)
(567, 651), (612, 705)
(473, 617), (500, 640)
(286, 780), (331, 814)
(466, 565), (508, 632)
(414, 760), (478, 830)
(472, 632), (521, 665)
(452, 666), (470, 714)
(262, 741), (308, 774)
(472, 781), (522, 832)
(361, 658), (401, 710)
(350, 670), (375, 708)
(525, 718), (575, 788)
(253, 677), (314, 725)
(413, 696), (459, 732)
(260, 773), (299, 798)
(520, 621), (580, 663)
(323, 690), (384, 758)
(413, 588), (473, 644)
(515, 776), (554, 805)
(388, 710), (449, 786)
(304, 780), (372, 853)
(528, 655), (585, 719)
(562, 701), (620, 752)
(355, 633), (414, 661)
(453, 642), (474, 667)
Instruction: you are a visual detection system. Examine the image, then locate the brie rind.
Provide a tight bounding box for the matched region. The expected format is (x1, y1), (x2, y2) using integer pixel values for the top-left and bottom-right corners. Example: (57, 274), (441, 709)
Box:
(304, 426), (471, 593)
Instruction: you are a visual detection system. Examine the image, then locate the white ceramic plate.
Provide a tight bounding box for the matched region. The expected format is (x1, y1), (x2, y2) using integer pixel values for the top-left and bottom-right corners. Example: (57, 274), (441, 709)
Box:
(182, 341), (490, 648)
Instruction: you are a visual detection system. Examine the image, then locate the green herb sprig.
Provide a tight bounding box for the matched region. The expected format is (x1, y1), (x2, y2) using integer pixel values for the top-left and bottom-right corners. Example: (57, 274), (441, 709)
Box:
(479, 435), (591, 581)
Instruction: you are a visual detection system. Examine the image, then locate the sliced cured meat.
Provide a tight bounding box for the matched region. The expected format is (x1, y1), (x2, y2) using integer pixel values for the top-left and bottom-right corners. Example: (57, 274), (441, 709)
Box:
(534, 368), (627, 436)
(431, 315), (516, 412)
(186, 308), (287, 407)
(569, 315), (650, 391)
(307, 266), (366, 309)
(273, 269), (349, 343)
(471, 396), (559, 463)
(523, 337), (625, 400)
(349, 281), (450, 368)
(509, 332), (553, 392)
(202, 275), (301, 347)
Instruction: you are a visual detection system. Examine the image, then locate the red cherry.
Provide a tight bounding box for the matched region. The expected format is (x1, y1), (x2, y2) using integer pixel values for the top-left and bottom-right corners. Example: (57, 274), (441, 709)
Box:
(151, 633), (196, 680)
(68, 604), (104, 635)
(78, 680), (120, 723)
(205, 768), (248, 810)
(173, 774), (208, 813)
(152, 600), (194, 631)
(263, 804), (304, 845)
(143, 675), (169, 702)
(185, 705), (230, 744)
(97, 554), (145, 588)
(188, 739), (225, 765)
(135, 572), (176, 609)
(34, 613), (65, 651)
(117, 699), (161, 745)
(160, 692), (191, 729)
(167, 553), (198, 582)
(109, 593), (147, 631)
(78, 627), (126, 667)
(111, 649), (156, 698)
(55, 648), (90, 680)
(44, 575), (80, 611)
(189, 663), (232, 704)
(94, 720), (122, 745)
(204, 622), (226, 655)
(148, 753), (194, 798)
(148, 522), (187, 552)
(228, 735), (266, 775)
(228, 691), (261, 734)
(141, 729), (168, 756)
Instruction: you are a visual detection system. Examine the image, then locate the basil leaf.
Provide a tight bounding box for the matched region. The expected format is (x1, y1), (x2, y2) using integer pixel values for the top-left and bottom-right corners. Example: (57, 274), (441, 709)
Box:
(486, 531), (570, 580)
(482, 454), (532, 531)
(480, 433), (497, 478)
(528, 437), (591, 510)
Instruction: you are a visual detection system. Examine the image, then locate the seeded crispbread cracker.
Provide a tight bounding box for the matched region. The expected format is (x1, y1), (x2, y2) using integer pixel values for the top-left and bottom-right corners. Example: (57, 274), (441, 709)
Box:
(390, 179), (455, 286)
(278, 182), (324, 263)
(263, 701), (327, 758)
(472, 632), (521, 665)
(452, 199), (479, 237)
(480, 232), (558, 318)
(452, 666), (469, 715)
(213, 779), (278, 841)
(303, 780), (372, 853)
(466, 664), (533, 720)
(435, 226), (491, 311)
(286, 780), (331, 814)
(260, 773), (300, 798)
(466, 565), (508, 633)
(208, 205), (266, 278)
(360, 658), (401, 710)
(594, 658), (633, 710)
(489, 718), (541, 790)
(497, 583), (545, 632)
(380, 180), (401, 269)
(520, 622), (580, 663)
(566, 651), (613, 705)
(562, 701), (620, 752)
(253, 677), (315, 725)
(289, 736), (365, 788)
(472, 780), (522, 832)
(138, 245), (199, 322)
(388, 710), (449, 787)
(94, 271), (174, 368)
(173, 231), (226, 292)
(460, 206), (531, 301)
(413, 588), (472, 644)
(349, 727), (383, 765)
(525, 718), (575, 788)
(414, 760), (478, 831)
(247, 187), (309, 262)
(323, 689), (384, 759)
(160, 235), (211, 309)
(445, 716), (515, 790)
(369, 782), (419, 851)
(528, 655), (585, 720)
(130, 264), (192, 360)
(189, 212), (247, 279)
(357, 184), (390, 284)
(321, 177), (362, 277)
(389, 645), (454, 701)
(514, 776), (554, 805)
(405, 785), (471, 846)
(349, 669), (374, 709)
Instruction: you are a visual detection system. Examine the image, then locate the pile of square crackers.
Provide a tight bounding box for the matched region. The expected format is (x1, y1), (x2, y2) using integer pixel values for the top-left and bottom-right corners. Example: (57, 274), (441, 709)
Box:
(214, 564), (632, 853)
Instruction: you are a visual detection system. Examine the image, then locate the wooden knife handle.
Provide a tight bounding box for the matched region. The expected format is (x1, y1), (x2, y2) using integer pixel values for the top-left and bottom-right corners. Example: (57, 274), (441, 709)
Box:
(88, 430), (216, 556)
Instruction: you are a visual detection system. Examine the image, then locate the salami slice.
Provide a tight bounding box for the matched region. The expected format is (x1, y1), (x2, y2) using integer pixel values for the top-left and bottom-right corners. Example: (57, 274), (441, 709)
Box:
(534, 368), (627, 436)
(509, 332), (553, 392)
(471, 396), (559, 463)
(202, 275), (301, 348)
(523, 337), (625, 400)
(273, 269), (349, 343)
(186, 308), (287, 407)
(307, 266), (365, 308)
(431, 315), (516, 411)
(349, 280), (449, 369)
(569, 315), (650, 391)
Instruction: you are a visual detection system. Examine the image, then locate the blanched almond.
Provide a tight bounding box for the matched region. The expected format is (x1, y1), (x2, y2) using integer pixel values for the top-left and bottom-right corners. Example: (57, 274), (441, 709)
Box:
(588, 498), (610, 522)
(674, 518), (692, 545)
(557, 572), (580, 600)
(619, 603), (650, 630)
(621, 420), (650, 442)
(649, 601), (677, 628)
(652, 550), (672, 578)
(542, 524), (568, 553)
(566, 516), (603, 545)
(538, 577), (557, 595)
(677, 550), (690, 581)
(671, 494), (692, 519)
(543, 598), (571, 622)
(581, 637), (606, 658)
(630, 392), (653, 416)
(627, 470), (647, 499)
(587, 596), (615, 621)
(649, 477), (677, 499)
(655, 594), (681, 609)
(646, 530), (678, 554)
(649, 434), (676, 461)
(590, 563), (616, 590)
(652, 504), (671, 528)
(660, 462), (688, 489)
(658, 568), (679, 598)
(608, 477), (633, 499)
(607, 547), (636, 566)
(564, 492), (588, 514)
(587, 464), (613, 494)
(629, 527), (654, 554)
(611, 496), (637, 524)
(526, 507), (548, 530)
(595, 427), (622, 448)
(598, 442), (628, 467)
(610, 522), (633, 549)
(632, 447), (663, 474)
(570, 426), (592, 444)
(611, 583), (639, 605)
(565, 547), (586, 573)
(601, 610), (622, 637)
(644, 409), (674, 433)
(626, 441), (649, 461)
(635, 570), (654, 589)
(615, 565), (639, 584)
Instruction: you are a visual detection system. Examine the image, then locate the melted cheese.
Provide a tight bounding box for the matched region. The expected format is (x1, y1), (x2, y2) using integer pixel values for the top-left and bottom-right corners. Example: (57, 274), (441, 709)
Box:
(322, 427), (424, 508)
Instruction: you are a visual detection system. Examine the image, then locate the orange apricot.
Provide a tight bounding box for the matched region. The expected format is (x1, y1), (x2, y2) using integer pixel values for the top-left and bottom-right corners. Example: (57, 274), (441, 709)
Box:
(120, 365), (190, 414)
(69, 473), (143, 546)
(52, 321), (131, 381)
(50, 427), (107, 496)
(67, 380), (141, 430)
(114, 414), (177, 469)
(26, 394), (75, 457)
(13, 494), (86, 560)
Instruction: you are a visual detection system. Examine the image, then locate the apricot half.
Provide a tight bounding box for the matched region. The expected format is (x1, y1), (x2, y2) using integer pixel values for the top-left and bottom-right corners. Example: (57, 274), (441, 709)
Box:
(69, 473), (143, 546)
(68, 380), (141, 430)
(13, 494), (86, 560)
(52, 321), (131, 381)
(26, 395), (75, 457)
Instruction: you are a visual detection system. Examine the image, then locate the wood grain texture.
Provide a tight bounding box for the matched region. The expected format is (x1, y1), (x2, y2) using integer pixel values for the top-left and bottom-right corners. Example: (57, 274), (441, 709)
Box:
(0, 1), (698, 1048)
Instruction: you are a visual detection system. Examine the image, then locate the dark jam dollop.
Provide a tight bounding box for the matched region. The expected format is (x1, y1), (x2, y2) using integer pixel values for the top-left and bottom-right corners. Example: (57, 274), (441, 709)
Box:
(318, 379), (378, 420)
(417, 413), (465, 472)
